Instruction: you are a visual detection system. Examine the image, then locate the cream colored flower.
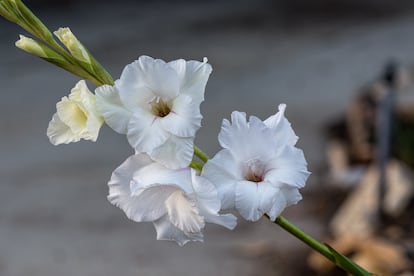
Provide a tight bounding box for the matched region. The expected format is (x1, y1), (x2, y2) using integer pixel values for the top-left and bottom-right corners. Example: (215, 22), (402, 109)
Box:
(47, 80), (103, 145)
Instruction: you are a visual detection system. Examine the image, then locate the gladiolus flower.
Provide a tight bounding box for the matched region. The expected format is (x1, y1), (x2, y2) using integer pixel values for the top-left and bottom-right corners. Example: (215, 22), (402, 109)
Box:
(202, 104), (310, 221)
(47, 80), (103, 145)
(96, 55), (212, 169)
(107, 154), (237, 246)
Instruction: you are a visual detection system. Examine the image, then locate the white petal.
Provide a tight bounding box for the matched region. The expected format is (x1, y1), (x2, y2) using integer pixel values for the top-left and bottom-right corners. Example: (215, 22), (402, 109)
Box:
(160, 94), (202, 138)
(257, 182), (299, 221)
(265, 190), (287, 221)
(118, 56), (179, 109)
(265, 167), (310, 189)
(127, 110), (170, 153)
(265, 146), (310, 188)
(107, 154), (152, 191)
(235, 180), (263, 221)
(201, 211), (237, 230)
(193, 170), (238, 230)
(118, 81), (154, 112)
(95, 84), (131, 134)
(235, 181), (290, 221)
(107, 154), (156, 221)
(47, 113), (79, 145)
(168, 58), (212, 104)
(131, 163), (193, 193)
(167, 59), (186, 78)
(276, 145), (308, 167)
(129, 184), (180, 221)
(191, 171), (221, 213)
(257, 182), (281, 214)
(165, 190), (205, 234)
(153, 215), (203, 246)
(137, 56), (180, 100)
(264, 104), (298, 146)
(282, 187), (303, 206)
(150, 136), (194, 169)
(266, 187), (302, 220)
(218, 112), (277, 162)
(85, 112), (103, 142)
(201, 149), (240, 209)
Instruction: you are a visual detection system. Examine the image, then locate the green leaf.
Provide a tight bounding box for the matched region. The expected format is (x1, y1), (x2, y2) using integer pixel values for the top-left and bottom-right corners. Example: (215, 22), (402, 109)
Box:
(325, 244), (374, 276)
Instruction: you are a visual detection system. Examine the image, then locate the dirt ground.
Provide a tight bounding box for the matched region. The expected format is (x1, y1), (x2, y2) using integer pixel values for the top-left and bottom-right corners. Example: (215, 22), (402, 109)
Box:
(1, 1), (414, 275)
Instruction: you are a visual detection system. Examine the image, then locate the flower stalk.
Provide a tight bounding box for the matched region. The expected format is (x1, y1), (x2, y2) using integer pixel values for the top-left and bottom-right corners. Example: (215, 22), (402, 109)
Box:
(194, 145), (209, 163)
(272, 216), (373, 276)
(190, 160), (203, 171)
(0, 0), (54, 43)
(0, 0), (113, 86)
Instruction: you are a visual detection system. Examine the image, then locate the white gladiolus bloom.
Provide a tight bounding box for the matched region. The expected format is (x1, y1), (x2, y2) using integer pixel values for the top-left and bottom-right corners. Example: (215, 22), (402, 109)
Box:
(107, 153), (237, 246)
(96, 55), (212, 169)
(47, 80), (103, 145)
(202, 104), (310, 222)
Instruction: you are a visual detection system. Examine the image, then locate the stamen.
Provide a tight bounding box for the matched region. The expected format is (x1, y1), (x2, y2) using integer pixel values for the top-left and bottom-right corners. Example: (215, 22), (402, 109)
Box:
(245, 170), (264, 182)
(244, 158), (265, 183)
(149, 97), (172, 118)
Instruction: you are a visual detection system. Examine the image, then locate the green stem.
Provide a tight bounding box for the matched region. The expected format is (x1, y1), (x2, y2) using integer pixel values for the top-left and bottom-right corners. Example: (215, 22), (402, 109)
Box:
(0, 0), (109, 86)
(194, 145), (209, 163)
(189, 160), (203, 171)
(273, 216), (373, 276)
(47, 39), (104, 86)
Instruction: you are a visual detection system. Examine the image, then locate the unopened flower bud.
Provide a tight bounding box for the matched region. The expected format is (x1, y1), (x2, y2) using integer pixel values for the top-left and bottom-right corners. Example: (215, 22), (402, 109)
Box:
(15, 34), (48, 58)
(54, 27), (90, 63)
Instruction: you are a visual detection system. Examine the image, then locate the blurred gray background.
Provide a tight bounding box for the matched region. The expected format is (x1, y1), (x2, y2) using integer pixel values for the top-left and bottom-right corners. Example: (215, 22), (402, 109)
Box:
(1, 0), (414, 275)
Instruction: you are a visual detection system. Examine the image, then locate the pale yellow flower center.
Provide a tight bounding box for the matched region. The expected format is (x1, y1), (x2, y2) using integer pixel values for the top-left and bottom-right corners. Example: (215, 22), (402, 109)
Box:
(71, 105), (88, 129)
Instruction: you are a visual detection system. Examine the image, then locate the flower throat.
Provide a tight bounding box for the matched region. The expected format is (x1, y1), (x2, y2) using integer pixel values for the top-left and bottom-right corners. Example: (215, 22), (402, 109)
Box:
(150, 97), (171, 118)
(244, 159), (265, 183)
